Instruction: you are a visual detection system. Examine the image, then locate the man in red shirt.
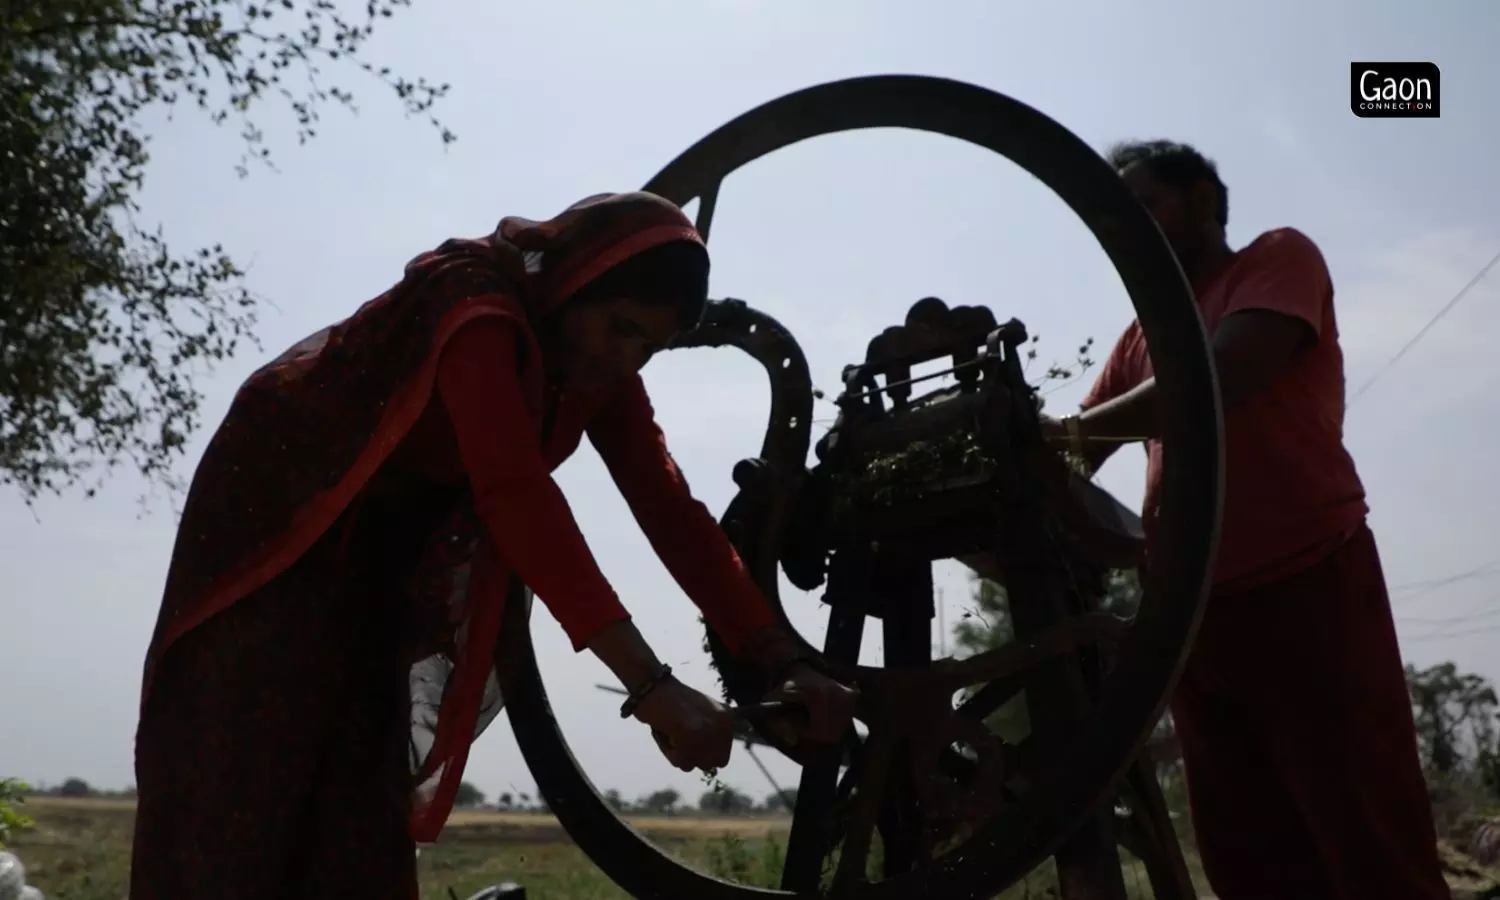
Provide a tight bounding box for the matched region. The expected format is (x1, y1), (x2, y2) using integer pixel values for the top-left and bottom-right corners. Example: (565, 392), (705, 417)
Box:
(1047, 140), (1451, 899)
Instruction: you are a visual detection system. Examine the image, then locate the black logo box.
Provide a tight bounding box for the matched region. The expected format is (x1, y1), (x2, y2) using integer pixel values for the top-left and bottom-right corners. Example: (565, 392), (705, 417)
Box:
(1351, 62), (1441, 118)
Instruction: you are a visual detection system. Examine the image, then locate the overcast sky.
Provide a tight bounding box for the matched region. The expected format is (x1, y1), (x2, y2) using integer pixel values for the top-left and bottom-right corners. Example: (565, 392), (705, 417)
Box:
(3, 0), (1496, 810)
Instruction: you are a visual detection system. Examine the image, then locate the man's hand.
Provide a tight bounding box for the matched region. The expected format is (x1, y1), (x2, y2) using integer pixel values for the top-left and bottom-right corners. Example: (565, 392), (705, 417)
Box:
(1038, 414), (1069, 447)
(763, 662), (858, 746)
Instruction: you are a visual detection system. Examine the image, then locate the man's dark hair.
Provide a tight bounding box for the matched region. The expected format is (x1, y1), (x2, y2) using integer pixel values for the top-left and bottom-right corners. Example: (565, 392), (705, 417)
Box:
(1107, 139), (1229, 229)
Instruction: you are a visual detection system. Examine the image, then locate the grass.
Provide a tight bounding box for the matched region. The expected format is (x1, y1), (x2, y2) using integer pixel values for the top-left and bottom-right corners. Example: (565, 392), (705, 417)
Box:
(6, 795), (1211, 899)
(17, 796), (1497, 899)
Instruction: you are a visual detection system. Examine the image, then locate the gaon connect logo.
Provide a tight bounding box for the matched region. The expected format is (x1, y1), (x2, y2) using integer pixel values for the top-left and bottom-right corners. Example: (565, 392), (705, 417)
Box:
(1351, 62), (1440, 118)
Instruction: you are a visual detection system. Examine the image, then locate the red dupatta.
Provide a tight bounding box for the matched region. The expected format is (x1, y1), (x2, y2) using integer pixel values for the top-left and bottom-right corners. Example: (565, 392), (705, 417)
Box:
(139, 191), (704, 841)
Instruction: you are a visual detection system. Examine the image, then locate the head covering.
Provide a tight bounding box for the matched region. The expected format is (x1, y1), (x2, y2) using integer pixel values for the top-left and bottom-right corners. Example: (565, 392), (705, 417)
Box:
(401, 190), (706, 323)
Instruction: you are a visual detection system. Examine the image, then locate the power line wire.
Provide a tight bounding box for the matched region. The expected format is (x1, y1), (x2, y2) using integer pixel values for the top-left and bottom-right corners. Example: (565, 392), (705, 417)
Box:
(1404, 621), (1500, 644)
(1390, 558), (1500, 640)
(1399, 606), (1500, 626)
(1347, 245), (1500, 408)
(1392, 561), (1500, 592)
(1391, 558), (1500, 605)
(1342, 251), (1500, 641)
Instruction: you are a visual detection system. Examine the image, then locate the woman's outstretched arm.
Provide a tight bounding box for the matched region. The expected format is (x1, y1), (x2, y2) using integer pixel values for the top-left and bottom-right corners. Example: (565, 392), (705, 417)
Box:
(585, 376), (787, 661)
(586, 380), (862, 747)
(436, 317), (670, 687)
(439, 316), (747, 771)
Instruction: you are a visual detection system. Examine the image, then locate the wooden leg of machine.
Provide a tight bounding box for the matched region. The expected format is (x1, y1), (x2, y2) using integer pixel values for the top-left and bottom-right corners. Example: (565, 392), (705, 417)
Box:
(1006, 564), (1130, 900)
(1120, 756), (1197, 900)
(875, 552), (934, 877)
(780, 556), (868, 892)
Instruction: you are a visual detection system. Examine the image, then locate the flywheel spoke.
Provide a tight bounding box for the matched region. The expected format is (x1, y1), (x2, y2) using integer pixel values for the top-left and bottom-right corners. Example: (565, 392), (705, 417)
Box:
(693, 181), (721, 241)
(860, 611), (1126, 701)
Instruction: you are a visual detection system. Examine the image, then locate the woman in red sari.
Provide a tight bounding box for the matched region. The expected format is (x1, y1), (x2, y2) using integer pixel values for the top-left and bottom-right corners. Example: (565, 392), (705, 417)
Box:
(130, 192), (855, 899)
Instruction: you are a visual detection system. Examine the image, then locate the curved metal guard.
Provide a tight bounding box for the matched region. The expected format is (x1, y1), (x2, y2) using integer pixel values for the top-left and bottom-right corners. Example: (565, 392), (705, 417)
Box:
(672, 297), (814, 500)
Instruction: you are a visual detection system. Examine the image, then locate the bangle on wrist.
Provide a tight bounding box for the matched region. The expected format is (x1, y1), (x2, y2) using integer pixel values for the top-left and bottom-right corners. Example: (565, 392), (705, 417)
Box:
(1062, 414), (1086, 457)
(619, 663), (673, 719)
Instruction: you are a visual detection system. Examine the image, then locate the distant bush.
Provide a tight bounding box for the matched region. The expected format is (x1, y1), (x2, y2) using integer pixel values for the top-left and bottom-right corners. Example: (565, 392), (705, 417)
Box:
(0, 779), (33, 848)
(454, 781), (485, 808)
(57, 778), (94, 798)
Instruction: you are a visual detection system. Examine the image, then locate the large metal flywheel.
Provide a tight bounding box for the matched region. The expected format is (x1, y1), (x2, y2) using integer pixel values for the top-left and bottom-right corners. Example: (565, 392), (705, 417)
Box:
(495, 75), (1224, 899)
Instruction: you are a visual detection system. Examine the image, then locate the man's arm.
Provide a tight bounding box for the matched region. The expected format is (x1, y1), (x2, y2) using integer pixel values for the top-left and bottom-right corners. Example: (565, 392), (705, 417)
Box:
(1078, 418), (1124, 474)
(1070, 326), (1142, 473)
(1065, 229), (1329, 445)
(1071, 310), (1315, 440)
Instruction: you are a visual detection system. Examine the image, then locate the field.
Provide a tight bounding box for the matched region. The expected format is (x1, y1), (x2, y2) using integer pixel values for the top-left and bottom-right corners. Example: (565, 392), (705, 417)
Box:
(9, 795), (1211, 899)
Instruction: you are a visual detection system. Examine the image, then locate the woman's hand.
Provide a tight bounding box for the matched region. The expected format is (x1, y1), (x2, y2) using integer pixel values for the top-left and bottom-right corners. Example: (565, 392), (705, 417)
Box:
(586, 620), (735, 772)
(632, 677), (736, 773)
(764, 662), (858, 746)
